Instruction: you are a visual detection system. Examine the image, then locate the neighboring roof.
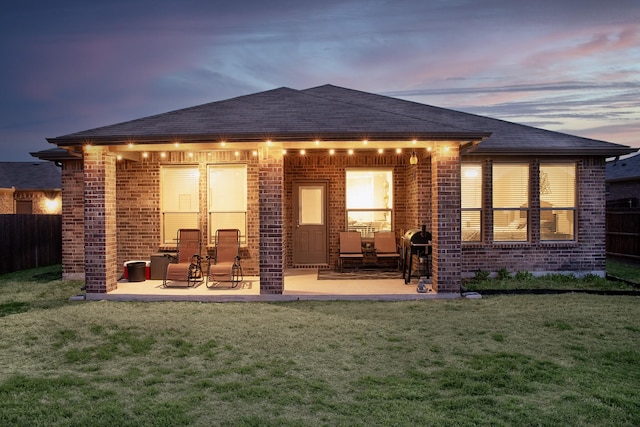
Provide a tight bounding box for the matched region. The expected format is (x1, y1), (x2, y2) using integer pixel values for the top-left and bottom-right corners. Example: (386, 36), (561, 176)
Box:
(0, 162), (61, 190)
(46, 84), (635, 156)
(606, 153), (640, 182)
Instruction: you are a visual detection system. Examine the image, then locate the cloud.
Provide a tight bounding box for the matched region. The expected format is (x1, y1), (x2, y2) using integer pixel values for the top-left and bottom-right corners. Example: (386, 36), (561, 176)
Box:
(2, 0), (640, 160)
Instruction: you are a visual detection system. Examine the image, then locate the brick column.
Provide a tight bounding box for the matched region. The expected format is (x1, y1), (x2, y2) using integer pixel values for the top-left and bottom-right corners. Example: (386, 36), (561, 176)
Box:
(258, 145), (285, 294)
(61, 159), (85, 280)
(431, 145), (462, 293)
(83, 147), (118, 293)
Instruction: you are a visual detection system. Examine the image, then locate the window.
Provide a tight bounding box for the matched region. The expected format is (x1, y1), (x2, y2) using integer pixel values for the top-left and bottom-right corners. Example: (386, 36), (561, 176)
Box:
(346, 169), (392, 238)
(492, 163), (529, 242)
(161, 166), (200, 244)
(16, 200), (33, 214)
(208, 164), (247, 244)
(540, 163), (576, 241)
(461, 163), (482, 242)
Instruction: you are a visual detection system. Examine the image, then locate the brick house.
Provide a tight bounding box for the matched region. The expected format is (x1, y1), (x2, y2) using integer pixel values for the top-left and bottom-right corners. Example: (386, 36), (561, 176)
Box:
(0, 161), (62, 214)
(32, 85), (636, 294)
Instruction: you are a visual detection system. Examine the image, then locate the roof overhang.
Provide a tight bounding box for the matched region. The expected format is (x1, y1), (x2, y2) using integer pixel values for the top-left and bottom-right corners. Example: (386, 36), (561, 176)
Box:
(47, 131), (491, 148)
(464, 146), (638, 157)
(30, 147), (82, 162)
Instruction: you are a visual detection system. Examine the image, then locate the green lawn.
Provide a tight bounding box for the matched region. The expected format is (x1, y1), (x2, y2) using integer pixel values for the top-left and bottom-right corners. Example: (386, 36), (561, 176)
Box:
(0, 265), (639, 426)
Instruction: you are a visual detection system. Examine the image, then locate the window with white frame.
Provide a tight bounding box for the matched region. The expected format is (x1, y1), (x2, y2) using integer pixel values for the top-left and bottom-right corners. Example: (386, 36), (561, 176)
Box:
(461, 163), (483, 242)
(346, 169), (392, 238)
(208, 164), (247, 244)
(492, 163), (529, 242)
(160, 166), (200, 244)
(540, 163), (576, 241)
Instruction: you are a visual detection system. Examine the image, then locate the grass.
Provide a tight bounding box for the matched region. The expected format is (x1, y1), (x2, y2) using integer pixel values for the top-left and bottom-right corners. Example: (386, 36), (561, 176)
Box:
(0, 265), (639, 426)
(607, 258), (640, 284)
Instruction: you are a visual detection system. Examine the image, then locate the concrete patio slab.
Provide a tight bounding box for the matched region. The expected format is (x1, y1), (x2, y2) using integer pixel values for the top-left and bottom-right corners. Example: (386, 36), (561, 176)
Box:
(79, 269), (460, 302)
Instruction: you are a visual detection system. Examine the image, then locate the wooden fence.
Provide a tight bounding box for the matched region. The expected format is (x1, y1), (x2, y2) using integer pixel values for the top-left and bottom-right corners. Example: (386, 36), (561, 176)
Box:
(606, 209), (640, 261)
(0, 214), (62, 274)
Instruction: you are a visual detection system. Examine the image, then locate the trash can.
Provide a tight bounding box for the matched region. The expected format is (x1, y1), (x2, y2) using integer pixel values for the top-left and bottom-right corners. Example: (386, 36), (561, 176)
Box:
(127, 261), (147, 282)
(123, 260), (151, 280)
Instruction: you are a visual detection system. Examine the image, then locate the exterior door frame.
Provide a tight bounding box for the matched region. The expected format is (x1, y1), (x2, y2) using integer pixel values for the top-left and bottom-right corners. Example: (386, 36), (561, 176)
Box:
(292, 180), (329, 266)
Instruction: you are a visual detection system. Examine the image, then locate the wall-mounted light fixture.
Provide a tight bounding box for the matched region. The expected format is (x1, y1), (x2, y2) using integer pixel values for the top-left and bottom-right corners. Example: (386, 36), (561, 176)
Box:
(410, 151), (418, 165)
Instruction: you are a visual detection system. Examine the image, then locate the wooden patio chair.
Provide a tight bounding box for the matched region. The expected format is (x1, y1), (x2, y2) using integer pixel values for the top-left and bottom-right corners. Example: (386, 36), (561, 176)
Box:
(373, 231), (400, 270)
(339, 231), (363, 272)
(206, 229), (243, 288)
(163, 229), (203, 287)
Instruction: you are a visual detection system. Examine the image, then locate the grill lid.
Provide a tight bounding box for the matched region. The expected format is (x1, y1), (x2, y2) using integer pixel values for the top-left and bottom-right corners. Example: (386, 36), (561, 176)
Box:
(403, 225), (431, 245)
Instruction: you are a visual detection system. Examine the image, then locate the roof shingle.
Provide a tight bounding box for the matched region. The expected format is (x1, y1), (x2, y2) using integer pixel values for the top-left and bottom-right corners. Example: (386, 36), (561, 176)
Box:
(46, 84), (635, 156)
(0, 162), (61, 190)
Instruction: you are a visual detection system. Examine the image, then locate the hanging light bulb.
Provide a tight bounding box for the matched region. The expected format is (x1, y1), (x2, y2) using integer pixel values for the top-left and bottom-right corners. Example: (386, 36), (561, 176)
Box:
(410, 150), (418, 165)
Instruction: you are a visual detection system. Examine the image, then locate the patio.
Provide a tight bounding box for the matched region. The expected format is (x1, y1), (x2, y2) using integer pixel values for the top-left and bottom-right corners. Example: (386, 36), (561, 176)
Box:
(83, 269), (459, 302)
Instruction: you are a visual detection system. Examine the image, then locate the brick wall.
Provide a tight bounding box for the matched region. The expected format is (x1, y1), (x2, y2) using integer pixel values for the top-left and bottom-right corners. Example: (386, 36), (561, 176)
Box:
(0, 189), (62, 214)
(431, 146), (462, 292)
(83, 147), (117, 292)
(258, 146), (284, 293)
(61, 159), (85, 280)
(284, 150), (411, 270)
(0, 189), (13, 213)
(115, 151), (261, 276)
(461, 156), (609, 277)
(59, 146), (610, 292)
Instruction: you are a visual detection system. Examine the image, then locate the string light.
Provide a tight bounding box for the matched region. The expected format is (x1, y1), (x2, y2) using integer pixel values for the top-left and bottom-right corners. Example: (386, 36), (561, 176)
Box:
(329, 149), (335, 155)
(348, 149), (354, 155)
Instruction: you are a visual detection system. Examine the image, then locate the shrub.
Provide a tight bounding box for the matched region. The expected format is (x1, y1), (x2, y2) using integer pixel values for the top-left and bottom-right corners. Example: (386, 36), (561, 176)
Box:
(471, 269), (490, 282)
(497, 267), (511, 280)
(514, 270), (533, 281)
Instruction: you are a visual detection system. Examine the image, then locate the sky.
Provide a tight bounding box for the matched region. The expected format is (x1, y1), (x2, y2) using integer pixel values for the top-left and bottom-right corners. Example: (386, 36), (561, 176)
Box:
(1, 0), (639, 161)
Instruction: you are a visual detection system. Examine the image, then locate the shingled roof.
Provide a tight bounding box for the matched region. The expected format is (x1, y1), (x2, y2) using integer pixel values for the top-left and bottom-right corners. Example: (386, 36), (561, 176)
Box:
(0, 162), (61, 190)
(46, 84), (634, 156)
(606, 153), (640, 182)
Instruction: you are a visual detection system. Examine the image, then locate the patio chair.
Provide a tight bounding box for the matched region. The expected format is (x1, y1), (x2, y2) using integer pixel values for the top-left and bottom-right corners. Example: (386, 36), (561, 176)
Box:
(374, 231), (400, 270)
(339, 231), (363, 272)
(206, 229), (243, 288)
(163, 229), (203, 287)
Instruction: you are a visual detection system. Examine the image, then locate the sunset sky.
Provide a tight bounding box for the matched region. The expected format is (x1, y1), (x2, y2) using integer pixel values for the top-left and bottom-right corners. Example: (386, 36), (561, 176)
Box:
(1, 0), (638, 161)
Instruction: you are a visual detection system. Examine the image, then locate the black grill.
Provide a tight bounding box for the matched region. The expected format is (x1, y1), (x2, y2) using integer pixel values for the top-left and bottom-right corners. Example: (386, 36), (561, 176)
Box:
(402, 225), (432, 283)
